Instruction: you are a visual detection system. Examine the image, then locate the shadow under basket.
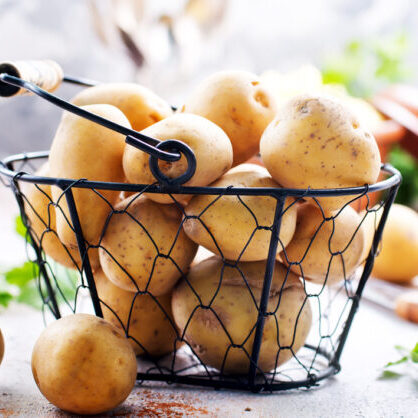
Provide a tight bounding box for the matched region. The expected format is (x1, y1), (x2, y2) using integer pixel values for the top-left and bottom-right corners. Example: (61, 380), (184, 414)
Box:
(0, 65), (401, 393)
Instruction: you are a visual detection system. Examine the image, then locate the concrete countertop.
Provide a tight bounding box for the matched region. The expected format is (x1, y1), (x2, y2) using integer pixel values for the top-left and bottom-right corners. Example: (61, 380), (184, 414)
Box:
(0, 186), (416, 417)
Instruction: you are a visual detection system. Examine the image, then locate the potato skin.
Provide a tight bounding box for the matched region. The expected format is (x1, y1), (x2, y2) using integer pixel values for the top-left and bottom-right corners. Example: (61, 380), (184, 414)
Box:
(260, 95), (381, 212)
(71, 83), (173, 131)
(282, 202), (365, 285)
(95, 269), (179, 357)
(23, 163), (99, 270)
(183, 164), (297, 261)
(99, 194), (197, 295)
(182, 70), (277, 166)
(49, 104), (130, 248)
(172, 257), (312, 374)
(31, 314), (137, 415)
(372, 204), (418, 283)
(123, 113), (233, 204)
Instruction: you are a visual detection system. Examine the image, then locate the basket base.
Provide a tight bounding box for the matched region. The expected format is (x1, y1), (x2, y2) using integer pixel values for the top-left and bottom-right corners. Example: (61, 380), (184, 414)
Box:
(135, 344), (339, 393)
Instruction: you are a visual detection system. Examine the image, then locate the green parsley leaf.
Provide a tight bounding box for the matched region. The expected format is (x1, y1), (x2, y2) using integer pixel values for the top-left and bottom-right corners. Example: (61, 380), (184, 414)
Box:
(411, 343), (418, 363)
(4, 261), (39, 287)
(378, 370), (403, 380)
(0, 291), (13, 307)
(384, 356), (409, 368)
(15, 215), (28, 239)
(16, 281), (43, 310)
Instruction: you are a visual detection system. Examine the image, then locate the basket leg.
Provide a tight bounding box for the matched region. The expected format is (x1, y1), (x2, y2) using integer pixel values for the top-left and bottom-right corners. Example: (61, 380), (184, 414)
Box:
(11, 179), (61, 318)
(330, 183), (400, 369)
(63, 188), (103, 318)
(248, 196), (285, 390)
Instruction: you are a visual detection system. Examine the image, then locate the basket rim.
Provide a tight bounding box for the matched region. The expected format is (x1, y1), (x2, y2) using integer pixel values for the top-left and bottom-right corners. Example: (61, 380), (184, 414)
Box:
(0, 150), (401, 198)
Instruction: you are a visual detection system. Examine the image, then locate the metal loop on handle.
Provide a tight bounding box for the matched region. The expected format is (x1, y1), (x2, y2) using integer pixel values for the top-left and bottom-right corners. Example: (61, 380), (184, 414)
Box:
(149, 140), (197, 186)
(0, 72), (182, 163)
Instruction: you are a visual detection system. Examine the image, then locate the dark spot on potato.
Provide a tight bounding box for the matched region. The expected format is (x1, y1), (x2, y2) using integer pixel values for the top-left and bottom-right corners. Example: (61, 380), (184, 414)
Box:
(352, 149), (358, 158)
(310, 133), (315, 139)
(254, 91), (269, 107)
(231, 116), (241, 126)
(299, 104), (309, 114)
(149, 112), (160, 123)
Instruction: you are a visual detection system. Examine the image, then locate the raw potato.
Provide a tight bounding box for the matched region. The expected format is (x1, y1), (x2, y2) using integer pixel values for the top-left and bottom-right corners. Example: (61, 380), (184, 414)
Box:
(95, 269), (179, 357)
(72, 83), (173, 131)
(183, 164), (297, 261)
(123, 113), (233, 204)
(99, 194), (197, 295)
(0, 329), (4, 366)
(172, 257), (312, 374)
(372, 204), (418, 283)
(395, 291), (418, 323)
(31, 314), (137, 415)
(260, 95), (381, 212)
(49, 104), (130, 248)
(23, 163), (99, 270)
(358, 206), (383, 264)
(182, 70), (277, 166)
(282, 202), (365, 286)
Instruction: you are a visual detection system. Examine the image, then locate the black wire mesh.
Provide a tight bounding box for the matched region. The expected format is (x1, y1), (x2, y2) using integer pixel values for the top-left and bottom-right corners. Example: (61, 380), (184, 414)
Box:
(0, 151), (400, 392)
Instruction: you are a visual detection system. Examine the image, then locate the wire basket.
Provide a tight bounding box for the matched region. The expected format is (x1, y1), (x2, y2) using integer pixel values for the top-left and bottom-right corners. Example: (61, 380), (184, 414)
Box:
(0, 61), (401, 393)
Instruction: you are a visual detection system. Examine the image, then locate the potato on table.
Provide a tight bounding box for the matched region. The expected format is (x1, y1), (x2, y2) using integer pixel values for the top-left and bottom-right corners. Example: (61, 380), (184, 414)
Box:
(71, 82), (173, 131)
(372, 203), (418, 283)
(182, 70), (277, 166)
(123, 113), (233, 205)
(260, 95), (381, 212)
(183, 164), (297, 262)
(172, 257), (312, 374)
(95, 269), (179, 357)
(99, 194), (197, 295)
(31, 313), (137, 415)
(282, 202), (365, 286)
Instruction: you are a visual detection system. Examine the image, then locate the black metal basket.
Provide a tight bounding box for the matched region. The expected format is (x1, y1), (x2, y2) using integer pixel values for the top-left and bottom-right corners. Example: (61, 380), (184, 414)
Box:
(0, 67), (401, 393)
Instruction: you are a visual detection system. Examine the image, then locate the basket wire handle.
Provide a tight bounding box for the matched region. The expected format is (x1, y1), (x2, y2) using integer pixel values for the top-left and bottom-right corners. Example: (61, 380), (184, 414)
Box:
(0, 62), (196, 186)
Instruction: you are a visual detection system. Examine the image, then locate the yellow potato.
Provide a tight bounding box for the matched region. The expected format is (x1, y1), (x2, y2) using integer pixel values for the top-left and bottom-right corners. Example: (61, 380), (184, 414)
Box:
(182, 70), (277, 166)
(372, 204), (418, 283)
(358, 206), (383, 264)
(72, 83), (173, 131)
(282, 202), (365, 286)
(23, 163), (99, 270)
(260, 95), (381, 212)
(99, 194), (198, 295)
(183, 164), (297, 261)
(95, 269), (179, 357)
(31, 313), (137, 415)
(49, 104), (130, 248)
(172, 257), (312, 374)
(123, 113), (233, 204)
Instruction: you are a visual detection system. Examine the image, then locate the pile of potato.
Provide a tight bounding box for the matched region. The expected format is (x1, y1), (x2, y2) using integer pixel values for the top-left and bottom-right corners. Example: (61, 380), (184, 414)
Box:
(26, 70), (382, 414)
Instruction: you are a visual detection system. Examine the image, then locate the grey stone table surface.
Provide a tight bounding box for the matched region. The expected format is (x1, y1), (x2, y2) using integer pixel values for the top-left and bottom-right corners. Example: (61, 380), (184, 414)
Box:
(0, 189), (416, 417)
